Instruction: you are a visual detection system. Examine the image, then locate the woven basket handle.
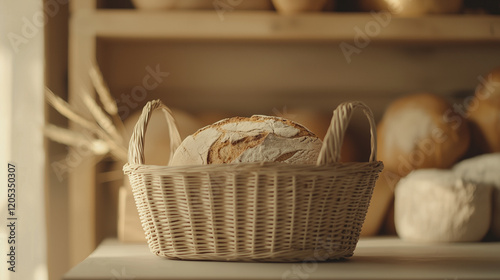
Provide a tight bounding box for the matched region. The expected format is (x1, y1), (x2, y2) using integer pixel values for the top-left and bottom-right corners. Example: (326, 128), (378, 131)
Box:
(128, 99), (182, 165)
(317, 101), (377, 165)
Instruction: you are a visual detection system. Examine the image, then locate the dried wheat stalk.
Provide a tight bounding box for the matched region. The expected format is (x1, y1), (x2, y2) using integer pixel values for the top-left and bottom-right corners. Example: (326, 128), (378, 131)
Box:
(44, 124), (110, 155)
(44, 87), (128, 161)
(44, 87), (97, 132)
(80, 87), (123, 144)
(89, 60), (127, 135)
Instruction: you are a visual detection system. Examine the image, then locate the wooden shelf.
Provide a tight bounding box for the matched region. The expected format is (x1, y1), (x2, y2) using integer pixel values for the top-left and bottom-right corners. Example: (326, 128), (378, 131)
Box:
(72, 10), (500, 43)
(67, 6), (500, 269)
(64, 237), (500, 280)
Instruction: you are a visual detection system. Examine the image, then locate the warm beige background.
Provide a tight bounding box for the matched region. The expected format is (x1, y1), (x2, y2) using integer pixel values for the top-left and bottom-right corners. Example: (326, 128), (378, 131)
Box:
(41, 1), (500, 280)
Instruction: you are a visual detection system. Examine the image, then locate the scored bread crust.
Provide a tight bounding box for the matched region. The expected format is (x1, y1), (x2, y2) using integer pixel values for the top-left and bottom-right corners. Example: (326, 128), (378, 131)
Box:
(170, 115), (323, 166)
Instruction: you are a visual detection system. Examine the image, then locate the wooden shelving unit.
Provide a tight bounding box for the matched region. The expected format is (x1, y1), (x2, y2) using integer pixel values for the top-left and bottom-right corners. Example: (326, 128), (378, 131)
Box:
(68, 0), (500, 267)
(73, 10), (500, 42)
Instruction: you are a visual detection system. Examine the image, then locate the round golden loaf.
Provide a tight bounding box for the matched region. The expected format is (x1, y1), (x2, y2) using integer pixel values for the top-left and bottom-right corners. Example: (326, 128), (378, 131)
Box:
(170, 115), (323, 166)
(377, 93), (470, 177)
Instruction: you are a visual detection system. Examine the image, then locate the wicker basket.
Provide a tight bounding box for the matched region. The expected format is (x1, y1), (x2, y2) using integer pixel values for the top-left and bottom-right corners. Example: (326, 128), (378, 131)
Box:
(123, 100), (383, 262)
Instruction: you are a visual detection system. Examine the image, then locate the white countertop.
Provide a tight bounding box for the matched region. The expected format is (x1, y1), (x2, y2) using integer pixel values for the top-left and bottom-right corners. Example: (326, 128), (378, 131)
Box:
(63, 237), (500, 280)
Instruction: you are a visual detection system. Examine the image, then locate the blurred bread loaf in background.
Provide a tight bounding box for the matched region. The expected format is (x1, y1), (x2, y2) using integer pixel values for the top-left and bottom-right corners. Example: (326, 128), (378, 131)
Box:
(365, 93), (471, 236)
(467, 67), (500, 155)
(454, 153), (500, 240)
(395, 169), (492, 242)
(377, 92), (470, 177)
(375, 78), (500, 239)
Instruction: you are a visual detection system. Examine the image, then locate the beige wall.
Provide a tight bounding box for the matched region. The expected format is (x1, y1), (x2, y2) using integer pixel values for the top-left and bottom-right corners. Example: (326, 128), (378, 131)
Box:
(1, 0), (48, 279)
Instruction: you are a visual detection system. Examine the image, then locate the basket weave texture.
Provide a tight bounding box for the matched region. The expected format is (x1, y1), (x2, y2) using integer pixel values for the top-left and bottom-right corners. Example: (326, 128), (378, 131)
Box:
(124, 100), (383, 262)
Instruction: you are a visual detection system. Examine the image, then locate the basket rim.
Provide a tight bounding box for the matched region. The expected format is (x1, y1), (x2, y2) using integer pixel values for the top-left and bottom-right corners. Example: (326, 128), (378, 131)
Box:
(123, 160), (384, 175)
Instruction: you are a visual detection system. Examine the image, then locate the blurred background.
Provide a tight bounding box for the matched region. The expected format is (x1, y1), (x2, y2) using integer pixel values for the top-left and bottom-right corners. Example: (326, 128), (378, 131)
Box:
(1, 0), (500, 279)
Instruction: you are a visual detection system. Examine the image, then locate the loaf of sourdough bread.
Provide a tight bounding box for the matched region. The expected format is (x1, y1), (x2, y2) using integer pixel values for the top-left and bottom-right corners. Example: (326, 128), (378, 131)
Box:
(454, 153), (500, 239)
(377, 93), (470, 177)
(395, 169), (492, 242)
(170, 115), (323, 166)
